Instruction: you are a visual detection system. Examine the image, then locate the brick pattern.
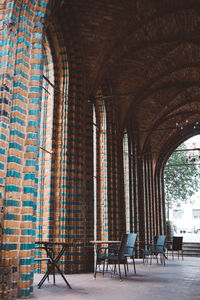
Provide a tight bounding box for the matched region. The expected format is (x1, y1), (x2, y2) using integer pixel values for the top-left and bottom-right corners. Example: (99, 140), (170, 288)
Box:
(0, 1), (49, 298)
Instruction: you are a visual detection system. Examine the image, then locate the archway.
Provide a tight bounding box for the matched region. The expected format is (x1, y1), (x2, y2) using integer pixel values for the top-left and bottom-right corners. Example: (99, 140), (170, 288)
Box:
(164, 134), (200, 242)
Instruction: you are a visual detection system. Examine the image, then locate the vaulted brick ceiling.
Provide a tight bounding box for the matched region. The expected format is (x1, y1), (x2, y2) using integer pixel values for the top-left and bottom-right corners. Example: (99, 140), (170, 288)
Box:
(52, 0), (200, 159)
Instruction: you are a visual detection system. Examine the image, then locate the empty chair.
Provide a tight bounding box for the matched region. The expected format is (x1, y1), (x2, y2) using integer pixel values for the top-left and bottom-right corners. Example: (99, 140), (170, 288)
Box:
(94, 233), (128, 279)
(124, 233), (137, 274)
(107, 233), (137, 274)
(143, 235), (166, 265)
(171, 236), (183, 260)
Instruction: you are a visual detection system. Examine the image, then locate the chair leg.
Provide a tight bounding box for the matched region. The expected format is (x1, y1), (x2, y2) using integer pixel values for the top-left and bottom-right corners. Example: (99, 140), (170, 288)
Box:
(103, 260), (105, 276)
(118, 263), (121, 279)
(111, 263), (116, 278)
(150, 254), (152, 265)
(47, 261), (49, 282)
(94, 258), (98, 278)
(133, 258), (136, 274)
(114, 263), (116, 275)
(53, 265), (55, 285)
(124, 263), (127, 277)
(106, 261), (108, 271)
(126, 260), (129, 272)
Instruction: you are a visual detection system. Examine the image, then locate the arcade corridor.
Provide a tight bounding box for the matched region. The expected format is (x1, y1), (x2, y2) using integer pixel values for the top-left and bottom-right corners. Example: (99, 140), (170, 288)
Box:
(1, 0), (200, 298)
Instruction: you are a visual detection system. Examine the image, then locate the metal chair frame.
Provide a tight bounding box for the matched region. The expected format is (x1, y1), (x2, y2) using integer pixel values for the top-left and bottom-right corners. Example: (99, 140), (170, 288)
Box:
(94, 233), (128, 279)
(143, 235), (166, 265)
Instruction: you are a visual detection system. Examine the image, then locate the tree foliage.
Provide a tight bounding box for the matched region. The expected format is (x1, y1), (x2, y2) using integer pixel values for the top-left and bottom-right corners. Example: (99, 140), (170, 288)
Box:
(164, 143), (200, 209)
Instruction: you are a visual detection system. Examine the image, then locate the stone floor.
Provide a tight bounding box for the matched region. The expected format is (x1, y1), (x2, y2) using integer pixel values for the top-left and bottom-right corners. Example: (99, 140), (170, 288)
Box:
(29, 256), (200, 300)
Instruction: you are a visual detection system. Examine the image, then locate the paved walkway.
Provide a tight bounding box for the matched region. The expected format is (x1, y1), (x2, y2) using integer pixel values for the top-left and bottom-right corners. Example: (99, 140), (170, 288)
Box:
(29, 257), (200, 300)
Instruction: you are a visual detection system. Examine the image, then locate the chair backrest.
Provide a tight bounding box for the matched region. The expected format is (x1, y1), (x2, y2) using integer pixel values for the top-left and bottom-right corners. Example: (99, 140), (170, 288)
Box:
(155, 235), (166, 253)
(118, 233), (128, 260)
(153, 236), (158, 244)
(124, 233), (137, 256)
(172, 236), (183, 251)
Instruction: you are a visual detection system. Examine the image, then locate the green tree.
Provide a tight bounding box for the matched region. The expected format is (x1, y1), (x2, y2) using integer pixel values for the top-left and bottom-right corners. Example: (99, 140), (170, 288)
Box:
(164, 143), (199, 213)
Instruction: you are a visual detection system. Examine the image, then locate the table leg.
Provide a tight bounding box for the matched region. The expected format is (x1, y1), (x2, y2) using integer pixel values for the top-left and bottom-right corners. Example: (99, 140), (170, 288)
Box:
(38, 270), (51, 289)
(37, 246), (72, 289)
(53, 262), (72, 289)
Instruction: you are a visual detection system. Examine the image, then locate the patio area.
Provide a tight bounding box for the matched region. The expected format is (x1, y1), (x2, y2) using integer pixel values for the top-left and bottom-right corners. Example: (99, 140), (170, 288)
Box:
(28, 257), (200, 300)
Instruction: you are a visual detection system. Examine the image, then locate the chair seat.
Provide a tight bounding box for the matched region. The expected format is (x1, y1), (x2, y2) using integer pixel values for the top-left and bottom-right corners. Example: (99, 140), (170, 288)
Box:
(107, 255), (124, 261)
(143, 249), (152, 256)
(34, 257), (51, 262)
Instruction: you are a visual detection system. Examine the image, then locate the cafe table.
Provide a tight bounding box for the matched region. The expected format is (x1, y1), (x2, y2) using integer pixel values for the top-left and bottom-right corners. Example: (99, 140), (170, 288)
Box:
(35, 241), (72, 289)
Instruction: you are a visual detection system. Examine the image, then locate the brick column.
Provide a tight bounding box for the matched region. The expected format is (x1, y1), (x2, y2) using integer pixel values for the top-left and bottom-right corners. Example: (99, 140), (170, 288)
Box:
(0, 1), (49, 298)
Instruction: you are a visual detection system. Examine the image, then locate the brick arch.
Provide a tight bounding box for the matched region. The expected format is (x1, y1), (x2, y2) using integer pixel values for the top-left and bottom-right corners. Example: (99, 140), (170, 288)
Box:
(154, 130), (200, 236)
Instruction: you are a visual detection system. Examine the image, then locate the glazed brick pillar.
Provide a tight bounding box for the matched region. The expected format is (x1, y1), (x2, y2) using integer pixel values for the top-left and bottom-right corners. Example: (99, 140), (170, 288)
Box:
(129, 140), (140, 255)
(153, 167), (165, 236)
(116, 134), (126, 237)
(45, 21), (71, 272)
(0, 1), (49, 298)
(84, 101), (94, 271)
(123, 132), (131, 233)
(63, 87), (88, 272)
(52, 44), (93, 272)
(106, 100), (125, 241)
(142, 154), (155, 243)
(147, 156), (155, 241)
(0, 1), (21, 299)
(159, 170), (165, 234)
(34, 33), (55, 262)
(136, 156), (145, 254)
(143, 156), (150, 242)
(127, 136), (138, 235)
(94, 101), (101, 241)
(96, 98), (108, 241)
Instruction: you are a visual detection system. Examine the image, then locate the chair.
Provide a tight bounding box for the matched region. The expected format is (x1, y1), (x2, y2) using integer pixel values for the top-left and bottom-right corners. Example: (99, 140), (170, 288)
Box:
(94, 233), (128, 279)
(34, 246), (56, 285)
(107, 233), (137, 275)
(171, 236), (183, 260)
(124, 233), (137, 274)
(142, 235), (166, 265)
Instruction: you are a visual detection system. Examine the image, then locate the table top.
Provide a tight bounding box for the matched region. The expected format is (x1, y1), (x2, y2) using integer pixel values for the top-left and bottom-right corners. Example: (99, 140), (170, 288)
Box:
(35, 241), (69, 246)
(90, 240), (120, 244)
